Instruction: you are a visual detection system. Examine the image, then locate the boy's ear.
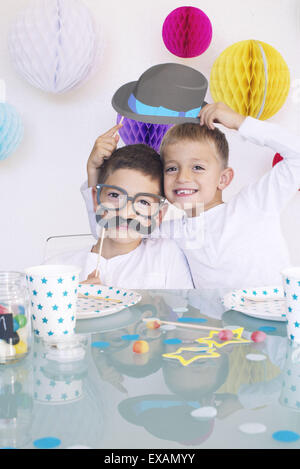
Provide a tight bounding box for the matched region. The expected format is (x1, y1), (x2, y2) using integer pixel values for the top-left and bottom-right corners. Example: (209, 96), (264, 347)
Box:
(92, 187), (98, 212)
(218, 167), (234, 191)
(158, 203), (169, 225)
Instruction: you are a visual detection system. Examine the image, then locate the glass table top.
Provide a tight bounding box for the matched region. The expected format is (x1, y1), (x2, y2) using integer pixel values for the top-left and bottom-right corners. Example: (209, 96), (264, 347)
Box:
(0, 289), (299, 450)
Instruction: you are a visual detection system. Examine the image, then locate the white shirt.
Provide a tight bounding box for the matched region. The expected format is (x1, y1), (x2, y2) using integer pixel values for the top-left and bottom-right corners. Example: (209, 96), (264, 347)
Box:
(82, 117), (300, 290)
(44, 238), (194, 289)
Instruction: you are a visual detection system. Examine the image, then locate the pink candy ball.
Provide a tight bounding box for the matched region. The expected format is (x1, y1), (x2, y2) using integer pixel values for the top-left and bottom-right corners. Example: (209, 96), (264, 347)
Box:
(218, 329), (234, 341)
(251, 331), (267, 343)
(162, 6), (212, 58)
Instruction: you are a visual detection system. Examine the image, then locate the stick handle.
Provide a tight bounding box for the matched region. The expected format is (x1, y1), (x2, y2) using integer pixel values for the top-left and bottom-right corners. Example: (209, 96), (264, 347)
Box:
(161, 320), (223, 331)
(143, 318), (223, 332)
(95, 227), (105, 277)
(114, 116), (124, 137)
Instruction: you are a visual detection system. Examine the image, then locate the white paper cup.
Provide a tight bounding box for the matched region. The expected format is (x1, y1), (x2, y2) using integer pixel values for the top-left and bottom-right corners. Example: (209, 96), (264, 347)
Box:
(281, 267), (300, 343)
(25, 265), (81, 343)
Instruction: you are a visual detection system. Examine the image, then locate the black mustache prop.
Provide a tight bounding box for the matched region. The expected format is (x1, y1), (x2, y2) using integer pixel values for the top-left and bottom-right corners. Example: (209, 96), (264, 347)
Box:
(95, 213), (157, 235)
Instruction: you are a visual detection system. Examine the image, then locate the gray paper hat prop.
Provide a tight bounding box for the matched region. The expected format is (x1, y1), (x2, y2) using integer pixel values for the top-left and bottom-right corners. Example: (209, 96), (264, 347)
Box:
(112, 63), (208, 125)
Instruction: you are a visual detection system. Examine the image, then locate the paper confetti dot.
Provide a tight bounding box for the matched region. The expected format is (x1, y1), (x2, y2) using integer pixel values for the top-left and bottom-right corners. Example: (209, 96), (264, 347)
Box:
(91, 341), (110, 349)
(173, 307), (188, 313)
(239, 423), (267, 434)
(246, 354), (267, 362)
(33, 437), (61, 449)
(259, 326), (277, 333)
(177, 317), (207, 323)
(190, 406), (217, 420)
(161, 324), (177, 331)
(121, 334), (140, 341)
(163, 338), (182, 345)
(272, 431), (300, 443)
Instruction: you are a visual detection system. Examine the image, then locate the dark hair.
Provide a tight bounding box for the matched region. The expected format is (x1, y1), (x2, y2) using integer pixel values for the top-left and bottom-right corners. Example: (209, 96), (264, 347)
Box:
(160, 123), (229, 168)
(98, 144), (164, 194)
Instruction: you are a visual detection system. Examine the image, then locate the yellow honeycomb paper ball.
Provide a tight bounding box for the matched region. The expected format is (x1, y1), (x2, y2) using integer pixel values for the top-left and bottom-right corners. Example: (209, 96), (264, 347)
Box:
(210, 40), (290, 120)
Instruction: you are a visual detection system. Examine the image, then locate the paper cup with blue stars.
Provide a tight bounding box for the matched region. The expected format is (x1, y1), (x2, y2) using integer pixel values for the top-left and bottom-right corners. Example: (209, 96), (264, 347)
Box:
(25, 265), (81, 342)
(282, 267), (300, 343)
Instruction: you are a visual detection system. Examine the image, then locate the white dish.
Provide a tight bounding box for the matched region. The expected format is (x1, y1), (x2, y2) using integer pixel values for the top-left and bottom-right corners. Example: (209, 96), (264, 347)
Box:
(222, 286), (287, 322)
(76, 284), (142, 320)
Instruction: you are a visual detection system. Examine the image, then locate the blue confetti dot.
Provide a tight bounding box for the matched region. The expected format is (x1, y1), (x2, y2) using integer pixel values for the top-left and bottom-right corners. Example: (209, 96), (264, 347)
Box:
(272, 431), (300, 443)
(259, 326), (277, 333)
(121, 334), (140, 341)
(18, 305), (25, 315)
(91, 341), (110, 349)
(33, 437), (61, 449)
(164, 338), (182, 345)
(177, 317), (208, 324)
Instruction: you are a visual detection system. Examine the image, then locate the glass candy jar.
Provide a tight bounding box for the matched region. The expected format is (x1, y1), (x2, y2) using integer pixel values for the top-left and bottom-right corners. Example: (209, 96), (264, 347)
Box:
(0, 272), (31, 364)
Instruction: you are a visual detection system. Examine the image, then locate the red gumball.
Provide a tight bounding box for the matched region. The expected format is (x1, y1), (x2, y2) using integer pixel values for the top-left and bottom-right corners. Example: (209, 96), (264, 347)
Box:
(218, 329), (234, 341)
(133, 340), (149, 354)
(273, 153), (300, 191)
(251, 331), (266, 343)
(146, 320), (161, 330)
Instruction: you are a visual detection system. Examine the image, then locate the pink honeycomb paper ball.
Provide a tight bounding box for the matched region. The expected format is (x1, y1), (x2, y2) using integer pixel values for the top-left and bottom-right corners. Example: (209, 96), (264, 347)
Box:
(162, 6), (212, 58)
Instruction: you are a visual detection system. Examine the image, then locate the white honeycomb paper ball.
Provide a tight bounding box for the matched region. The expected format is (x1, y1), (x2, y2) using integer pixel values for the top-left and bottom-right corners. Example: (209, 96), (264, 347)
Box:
(8, 0), (103, 94)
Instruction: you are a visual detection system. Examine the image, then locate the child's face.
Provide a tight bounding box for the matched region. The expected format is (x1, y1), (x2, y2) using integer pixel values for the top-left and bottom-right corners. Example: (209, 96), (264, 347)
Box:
(94, 169), (166, 243)
(163, 139), (232, 212)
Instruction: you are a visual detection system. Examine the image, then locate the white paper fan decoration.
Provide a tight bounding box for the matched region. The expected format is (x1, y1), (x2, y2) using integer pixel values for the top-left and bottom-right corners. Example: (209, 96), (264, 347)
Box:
(8, 0), (104, 94)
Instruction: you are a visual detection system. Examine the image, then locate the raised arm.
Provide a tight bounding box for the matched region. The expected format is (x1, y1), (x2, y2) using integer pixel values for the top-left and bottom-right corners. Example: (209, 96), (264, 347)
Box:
(199, 102), (300, 213)
(87, 123), (122, 187)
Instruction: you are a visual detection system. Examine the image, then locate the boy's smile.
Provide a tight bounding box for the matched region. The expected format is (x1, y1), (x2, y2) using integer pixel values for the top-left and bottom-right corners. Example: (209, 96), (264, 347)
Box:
(163, 139), (232, 213)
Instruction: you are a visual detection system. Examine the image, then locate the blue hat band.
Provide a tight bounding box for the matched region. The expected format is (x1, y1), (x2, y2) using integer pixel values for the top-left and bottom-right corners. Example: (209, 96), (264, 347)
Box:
(128, 94), (201, 118)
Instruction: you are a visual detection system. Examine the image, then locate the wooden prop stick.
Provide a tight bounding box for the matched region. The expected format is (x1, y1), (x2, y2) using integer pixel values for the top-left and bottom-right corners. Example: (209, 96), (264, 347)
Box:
(115, 115), (124, 135)
(78, 293), (122, 303)
(143, 318), (224, 332)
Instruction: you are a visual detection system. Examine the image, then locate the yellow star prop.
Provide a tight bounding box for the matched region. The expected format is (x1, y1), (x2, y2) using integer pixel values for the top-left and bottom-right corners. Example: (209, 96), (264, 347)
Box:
(162, 346), (221, 366)
(195, 327), (251, 349)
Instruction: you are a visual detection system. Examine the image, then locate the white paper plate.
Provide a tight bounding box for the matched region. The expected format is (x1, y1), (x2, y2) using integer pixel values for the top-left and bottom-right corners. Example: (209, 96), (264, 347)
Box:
(221, 286), (287, 322)
(76, 284), (142, 320)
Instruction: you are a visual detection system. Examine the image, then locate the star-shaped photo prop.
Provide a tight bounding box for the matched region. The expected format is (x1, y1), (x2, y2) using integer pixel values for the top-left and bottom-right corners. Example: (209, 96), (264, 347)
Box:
(162, 345), (220, 366)
(196, 327), (251, 349)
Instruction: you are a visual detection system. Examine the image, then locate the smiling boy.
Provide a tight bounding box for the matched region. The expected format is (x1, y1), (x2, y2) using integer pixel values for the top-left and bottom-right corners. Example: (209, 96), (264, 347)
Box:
(46, 141), (193, 289)
(83, 103), (300, 290)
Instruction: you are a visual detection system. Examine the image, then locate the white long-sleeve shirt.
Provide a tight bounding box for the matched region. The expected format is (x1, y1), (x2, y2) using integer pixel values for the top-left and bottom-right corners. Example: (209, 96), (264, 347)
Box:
(82, 117), (300, 290)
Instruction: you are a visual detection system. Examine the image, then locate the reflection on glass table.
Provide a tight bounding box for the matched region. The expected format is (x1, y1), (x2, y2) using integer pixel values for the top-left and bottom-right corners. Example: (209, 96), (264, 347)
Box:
(1, 289), (300, 449)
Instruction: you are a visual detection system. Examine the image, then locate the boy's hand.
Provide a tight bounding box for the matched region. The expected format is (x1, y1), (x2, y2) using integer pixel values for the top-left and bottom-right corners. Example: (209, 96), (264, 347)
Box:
(198, 102), (246, 131)
(81, 269), (102, 285)
(87, 123), (123, 187)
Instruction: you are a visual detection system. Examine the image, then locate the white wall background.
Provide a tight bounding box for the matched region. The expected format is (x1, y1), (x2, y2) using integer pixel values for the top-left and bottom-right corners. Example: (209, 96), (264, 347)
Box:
(1, 0), (300, 272)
